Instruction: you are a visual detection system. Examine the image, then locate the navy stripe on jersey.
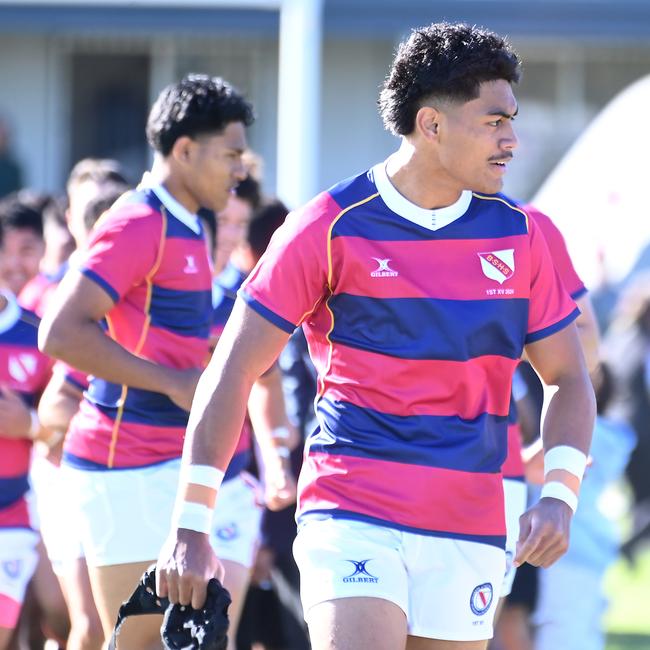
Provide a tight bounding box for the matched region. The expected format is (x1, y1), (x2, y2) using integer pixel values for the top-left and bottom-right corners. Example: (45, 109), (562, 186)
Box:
(0, 318), (40, 346)
(62, 452), (177, 471)
(0, 476), (29, 509)
(83, 268), (120, 303)
(310, 398), (507, 473)
(87, 380), (188, 426)
(300, 509), (506, 549)
(149, 286), (212, 338)
(329, 294), (527, 360)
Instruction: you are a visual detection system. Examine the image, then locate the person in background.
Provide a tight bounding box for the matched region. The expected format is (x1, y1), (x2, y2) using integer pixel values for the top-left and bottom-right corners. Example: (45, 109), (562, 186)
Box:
(533, 362), (636, 650)
(0, 119), (23, 199)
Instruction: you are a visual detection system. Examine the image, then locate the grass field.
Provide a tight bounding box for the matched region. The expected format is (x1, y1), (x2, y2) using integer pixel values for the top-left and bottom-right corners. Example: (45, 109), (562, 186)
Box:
(605, 545), (650, 650)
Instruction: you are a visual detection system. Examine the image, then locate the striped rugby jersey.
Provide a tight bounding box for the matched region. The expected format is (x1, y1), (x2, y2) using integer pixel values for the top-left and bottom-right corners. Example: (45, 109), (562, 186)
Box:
(241, 162), (579, 547)
(63, 180), (212, 470)
(0, 293), (52, 528)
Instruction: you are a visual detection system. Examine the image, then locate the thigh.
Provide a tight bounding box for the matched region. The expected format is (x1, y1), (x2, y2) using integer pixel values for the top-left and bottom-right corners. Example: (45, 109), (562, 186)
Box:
(307, 597), (407, 650)
(89, 560), (163, 650)
(407, 636), (487, 650)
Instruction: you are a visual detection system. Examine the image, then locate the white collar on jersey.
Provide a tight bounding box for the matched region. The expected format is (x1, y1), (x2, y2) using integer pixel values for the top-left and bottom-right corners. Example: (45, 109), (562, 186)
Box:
(139, 172), (201, 235)
(0, 291), (21, 335)
(371, 160), (472, 232)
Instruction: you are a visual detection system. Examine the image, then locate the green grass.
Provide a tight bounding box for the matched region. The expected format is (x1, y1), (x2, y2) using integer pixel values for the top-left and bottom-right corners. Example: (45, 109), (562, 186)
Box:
(605, 545), (650, 649)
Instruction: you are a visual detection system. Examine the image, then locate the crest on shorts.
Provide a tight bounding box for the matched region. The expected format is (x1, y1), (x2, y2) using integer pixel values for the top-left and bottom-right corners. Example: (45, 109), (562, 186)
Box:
(2, 560), (21, 580)
(478, 249), (515, 284)
(216, 523), (239, 541)
(470, 582), (493, 616)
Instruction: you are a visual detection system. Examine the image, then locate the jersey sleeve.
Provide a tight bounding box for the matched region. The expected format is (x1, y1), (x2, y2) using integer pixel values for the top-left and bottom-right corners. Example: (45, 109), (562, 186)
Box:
(526, 214), (580, 343)
(239, 193), (337, 333)
(524, 205), (587, 300)
(78, 206), (163, 303)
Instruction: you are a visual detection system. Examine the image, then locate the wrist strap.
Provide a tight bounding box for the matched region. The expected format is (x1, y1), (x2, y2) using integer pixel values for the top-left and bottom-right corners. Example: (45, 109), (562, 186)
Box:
(181, 464), (225, 490)
(173, 501), (213, 534)
(544, 445), (587, 481)
(541, 481), (578, 513)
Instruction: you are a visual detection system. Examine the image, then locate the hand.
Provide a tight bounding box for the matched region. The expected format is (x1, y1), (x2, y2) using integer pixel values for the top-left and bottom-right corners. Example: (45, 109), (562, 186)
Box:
(0, 387), (32, 439)
(164, 368), (202, 412)
(156, 529), (224, 610)
(514, 496), (573, 569)
(263, 456), (297, 511)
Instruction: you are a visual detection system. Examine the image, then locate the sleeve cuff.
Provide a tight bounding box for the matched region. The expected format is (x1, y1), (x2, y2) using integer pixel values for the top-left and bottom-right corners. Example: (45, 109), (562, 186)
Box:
(81, 268), (120, 303)
(525, 307), (580, 344)
(238, 289), (297, 334)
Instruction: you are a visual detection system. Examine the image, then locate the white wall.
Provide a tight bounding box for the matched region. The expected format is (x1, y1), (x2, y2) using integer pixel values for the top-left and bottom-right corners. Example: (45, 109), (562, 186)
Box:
(319, 38), (397, 191)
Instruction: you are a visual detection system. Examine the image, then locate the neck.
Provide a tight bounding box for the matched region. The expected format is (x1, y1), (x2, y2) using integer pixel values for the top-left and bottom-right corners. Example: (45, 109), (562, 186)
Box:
(149, 156), (199, 214)
(386, 140), (463, 210)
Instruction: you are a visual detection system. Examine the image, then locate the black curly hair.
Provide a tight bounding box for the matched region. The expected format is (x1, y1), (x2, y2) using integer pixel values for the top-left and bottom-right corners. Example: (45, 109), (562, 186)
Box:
(379, 22), (521, 136)
(146, 74), (255, 156)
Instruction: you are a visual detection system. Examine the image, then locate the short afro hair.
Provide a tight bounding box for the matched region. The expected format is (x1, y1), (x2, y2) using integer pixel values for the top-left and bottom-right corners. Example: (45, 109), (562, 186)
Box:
(379, 22), (521, 136)
(147, 74), (255, 156)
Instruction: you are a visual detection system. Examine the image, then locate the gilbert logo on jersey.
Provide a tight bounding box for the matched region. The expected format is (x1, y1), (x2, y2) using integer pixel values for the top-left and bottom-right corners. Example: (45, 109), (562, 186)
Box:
(477, 249), (515, 284)
(370, 257), (399, 278)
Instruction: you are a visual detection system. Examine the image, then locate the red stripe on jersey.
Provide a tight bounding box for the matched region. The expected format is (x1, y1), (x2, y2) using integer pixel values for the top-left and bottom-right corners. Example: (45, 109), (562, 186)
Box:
(298, 452), (505, 537)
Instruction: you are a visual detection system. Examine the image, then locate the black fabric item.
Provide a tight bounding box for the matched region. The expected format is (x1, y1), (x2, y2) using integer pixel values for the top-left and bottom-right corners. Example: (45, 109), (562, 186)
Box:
(108, 565), (231, 650)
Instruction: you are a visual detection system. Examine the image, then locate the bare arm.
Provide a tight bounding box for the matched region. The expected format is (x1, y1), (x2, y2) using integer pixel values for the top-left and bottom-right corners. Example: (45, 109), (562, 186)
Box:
(37, 372), (83, 434)
(157, 298), (291, 607)
(514, 322), (596, 568)
(574, 293), (600, 374)
(248, 364), (298, 511)
(39, 270), (198, 409)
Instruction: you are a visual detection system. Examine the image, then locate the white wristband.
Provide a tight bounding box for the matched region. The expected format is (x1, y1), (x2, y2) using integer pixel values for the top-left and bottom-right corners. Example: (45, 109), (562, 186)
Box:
(181, 464), (225, 490)
(271, 426), (291, 440)
(540, 481), (578, 513)
(173, 501), (213, 534)
(544, 445), (587, 482)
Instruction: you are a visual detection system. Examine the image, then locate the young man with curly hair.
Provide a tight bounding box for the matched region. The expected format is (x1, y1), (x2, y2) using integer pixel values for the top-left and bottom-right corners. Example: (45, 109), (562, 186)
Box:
(157, 24), (595, 650)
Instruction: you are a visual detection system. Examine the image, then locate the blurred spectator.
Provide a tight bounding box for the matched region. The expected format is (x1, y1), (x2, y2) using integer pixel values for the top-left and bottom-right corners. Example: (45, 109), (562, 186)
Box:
(604, 271), (650, 560)
(533, 362), (636, 650)
(0, 118), (23, 199)
(0, 192), (45, 296)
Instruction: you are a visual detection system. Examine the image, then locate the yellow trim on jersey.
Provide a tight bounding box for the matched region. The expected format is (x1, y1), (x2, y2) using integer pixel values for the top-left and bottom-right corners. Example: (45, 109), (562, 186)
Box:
(471, 192), (529, 231)
(317, 191), (379, 398)
(106, 208), (168, 468)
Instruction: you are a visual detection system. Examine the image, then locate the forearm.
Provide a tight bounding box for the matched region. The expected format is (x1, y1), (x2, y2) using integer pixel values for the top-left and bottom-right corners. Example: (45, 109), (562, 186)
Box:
(40, 318), (173, 394)
(541, 372), (595, 455)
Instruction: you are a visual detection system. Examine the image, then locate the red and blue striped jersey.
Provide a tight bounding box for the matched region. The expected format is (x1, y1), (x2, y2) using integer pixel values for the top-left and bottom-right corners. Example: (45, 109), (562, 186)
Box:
(63, 183), (212, 469)
(0, 293), (52, 528)
(241, 163), (578, 547)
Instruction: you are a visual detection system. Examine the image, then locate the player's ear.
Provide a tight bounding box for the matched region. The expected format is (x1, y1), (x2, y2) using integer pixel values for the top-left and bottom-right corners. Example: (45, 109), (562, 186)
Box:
(169, 136), (196, 165)
(415, 106), (441, 142)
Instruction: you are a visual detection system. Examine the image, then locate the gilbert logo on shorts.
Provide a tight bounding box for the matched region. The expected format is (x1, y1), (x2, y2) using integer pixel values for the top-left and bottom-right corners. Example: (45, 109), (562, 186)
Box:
(343, 559), (379, 583)
(469, 582), (493, 616)
(370, 258), (398, 278)
(477, 249), (515, 284)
